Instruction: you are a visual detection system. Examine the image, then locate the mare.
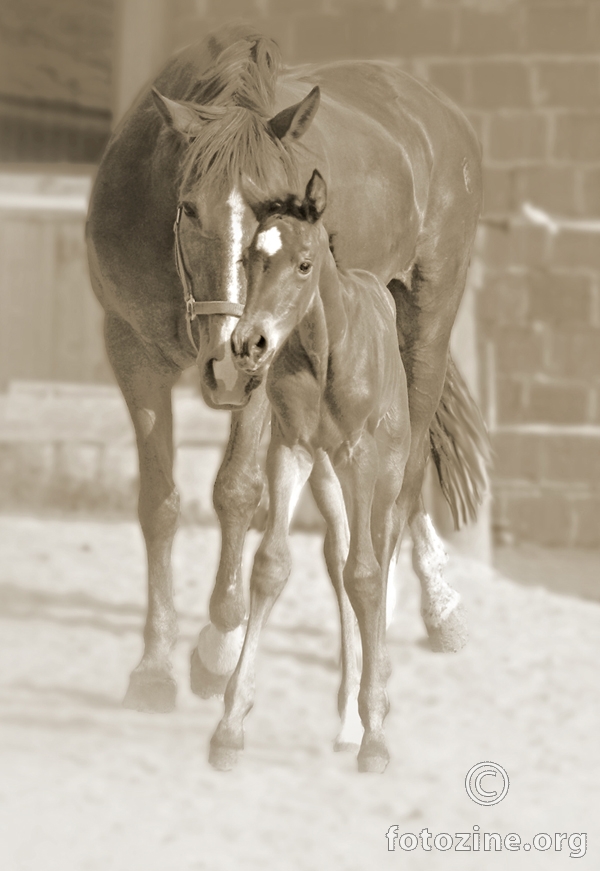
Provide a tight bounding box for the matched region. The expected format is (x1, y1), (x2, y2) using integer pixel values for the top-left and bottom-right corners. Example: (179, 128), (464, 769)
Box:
(86, 25), (488, 725)
(216, 168), (411, 772)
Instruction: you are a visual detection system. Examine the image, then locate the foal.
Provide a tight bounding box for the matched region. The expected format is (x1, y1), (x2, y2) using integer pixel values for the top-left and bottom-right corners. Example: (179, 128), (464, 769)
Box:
(211, 170), (411, 773)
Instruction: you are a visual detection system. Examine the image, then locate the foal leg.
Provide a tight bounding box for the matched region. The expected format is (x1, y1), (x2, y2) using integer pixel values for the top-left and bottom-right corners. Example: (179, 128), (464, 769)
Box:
(410, 503), (468, 652)
(209, 435), (313, 770)
(337, 436), (392, 773)
(308, 453), (362, 753)
(105, 314), (181, 713)
(190, 383), (270, 698)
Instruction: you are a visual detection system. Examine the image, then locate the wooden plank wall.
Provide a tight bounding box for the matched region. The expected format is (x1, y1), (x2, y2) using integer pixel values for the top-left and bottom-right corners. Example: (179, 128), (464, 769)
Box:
(0, 172), (113, 388)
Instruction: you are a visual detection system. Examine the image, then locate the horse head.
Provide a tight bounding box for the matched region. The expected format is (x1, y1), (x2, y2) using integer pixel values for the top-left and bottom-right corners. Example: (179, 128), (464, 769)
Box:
(231, 169), (329, 382)
(152, 84), (320, 409)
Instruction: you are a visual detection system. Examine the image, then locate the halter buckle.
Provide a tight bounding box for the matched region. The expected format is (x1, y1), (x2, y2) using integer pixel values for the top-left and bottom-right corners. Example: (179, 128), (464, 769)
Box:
(186, 297), (196, 321)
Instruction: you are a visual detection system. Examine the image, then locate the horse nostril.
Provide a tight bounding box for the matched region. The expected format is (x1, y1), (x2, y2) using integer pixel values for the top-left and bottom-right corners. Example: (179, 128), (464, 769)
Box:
(256, 335), (267, 351)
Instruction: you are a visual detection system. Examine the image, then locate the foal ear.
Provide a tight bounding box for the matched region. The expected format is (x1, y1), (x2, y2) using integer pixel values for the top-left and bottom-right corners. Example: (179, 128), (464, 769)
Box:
(269, 86), (320, 143)
(240, 175), (269, 218)
(304, 169), (327, 222)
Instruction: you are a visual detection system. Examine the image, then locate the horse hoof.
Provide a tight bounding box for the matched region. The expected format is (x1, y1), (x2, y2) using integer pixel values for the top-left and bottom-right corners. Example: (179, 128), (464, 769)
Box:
(357, 735), (389, 773)
(123, 668), (177, 713)
(425, 600), (468, 653)
(358, 754), (389, 774)
(334, 739), (361, 754)
(190, 647), (230, 699)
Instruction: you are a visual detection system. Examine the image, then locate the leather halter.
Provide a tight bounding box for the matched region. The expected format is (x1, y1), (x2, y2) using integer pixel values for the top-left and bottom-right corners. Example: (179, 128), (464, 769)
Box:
(173, 205), (245, 353)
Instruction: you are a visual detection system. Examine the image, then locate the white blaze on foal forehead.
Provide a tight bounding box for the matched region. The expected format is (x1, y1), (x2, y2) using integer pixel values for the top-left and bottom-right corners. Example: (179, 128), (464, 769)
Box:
(256, 226), (282, 256)
(225, 186), (245, 303)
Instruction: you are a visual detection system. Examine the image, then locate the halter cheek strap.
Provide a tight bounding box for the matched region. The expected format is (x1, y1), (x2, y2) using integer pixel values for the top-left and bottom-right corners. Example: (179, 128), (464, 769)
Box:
(173, 205), (245, 353)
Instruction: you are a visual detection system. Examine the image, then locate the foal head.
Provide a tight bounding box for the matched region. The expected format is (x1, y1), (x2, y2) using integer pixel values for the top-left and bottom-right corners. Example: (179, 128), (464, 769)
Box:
(231, 170), (329, 379)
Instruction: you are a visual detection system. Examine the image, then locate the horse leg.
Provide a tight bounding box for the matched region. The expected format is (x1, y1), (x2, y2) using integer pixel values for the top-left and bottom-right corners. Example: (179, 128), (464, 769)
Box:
(308, 453), (362, 753)
(209, 433), (314, 770)
(389, 254), (473, 649)
(190, 383), (270, 699)
(410, 503), (468, 652)
(104, 314), (180, 713)
(336, 435), (392, 774)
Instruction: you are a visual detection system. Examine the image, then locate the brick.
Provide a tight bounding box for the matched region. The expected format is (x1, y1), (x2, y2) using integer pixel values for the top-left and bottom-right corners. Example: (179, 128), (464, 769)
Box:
(503, 489), (572, 547)
(528, 381), (590, 424)
(456, 7), (522, 55)
(293, 15), (353, 62)
(514, 166), (579, 215)
(573, 497), (600, 547)
(496, 376), (527, 424)
(427, 61), (468, 106)
(510, 225), (551, 268)
(551, 328), (600, 380)
(492, 432), (544, 481)
(526, 4), (593, 53)
(488, 112), (548, 163)
(527, 271), (595, 324)
(554, 113), (600, 162)
(477, 272), (529, 326)
(482, 166), (516, 215)
(535, 61), (600, 110)
(552, 230), (600, 270)
(328, 6), (457, 60)
(267, 0), (336, 13)
(469, 61), (533, 110)
(581, 168), (600, 216)
(495, 325), (548, 375)
(542, 435), (600, 484)
(393, 6), (456, 57)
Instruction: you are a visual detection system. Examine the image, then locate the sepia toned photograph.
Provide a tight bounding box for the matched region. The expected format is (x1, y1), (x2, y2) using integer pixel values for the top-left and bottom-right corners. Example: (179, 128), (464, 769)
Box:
(0, 0), (598, 868)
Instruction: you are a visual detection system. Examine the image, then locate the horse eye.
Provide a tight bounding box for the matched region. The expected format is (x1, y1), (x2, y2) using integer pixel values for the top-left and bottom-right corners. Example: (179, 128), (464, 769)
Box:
(182, 201), (198, 219)
(298, 261), (312, 275)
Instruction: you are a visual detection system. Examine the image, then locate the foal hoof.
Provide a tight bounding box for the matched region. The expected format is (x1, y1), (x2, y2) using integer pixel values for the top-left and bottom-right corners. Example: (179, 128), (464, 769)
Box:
(208, 741), (241, 772)
(357, 737), (389, 774)
(190, 648), (230, 699)
(209, 726), (243, 771)
(425, 600), (468, 653)
(123, 667), (177, 713)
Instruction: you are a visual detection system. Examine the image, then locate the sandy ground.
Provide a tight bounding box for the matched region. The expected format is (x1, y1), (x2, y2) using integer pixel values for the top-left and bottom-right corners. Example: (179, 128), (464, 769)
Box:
(0, 515), (599, 870)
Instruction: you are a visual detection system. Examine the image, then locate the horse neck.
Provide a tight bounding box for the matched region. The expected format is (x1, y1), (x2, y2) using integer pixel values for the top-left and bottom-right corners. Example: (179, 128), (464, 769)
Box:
(295, 241), (348, 389)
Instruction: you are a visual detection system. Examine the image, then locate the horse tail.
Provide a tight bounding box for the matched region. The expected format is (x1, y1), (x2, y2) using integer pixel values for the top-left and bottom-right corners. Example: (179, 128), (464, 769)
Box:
(428, 354), (492, 530)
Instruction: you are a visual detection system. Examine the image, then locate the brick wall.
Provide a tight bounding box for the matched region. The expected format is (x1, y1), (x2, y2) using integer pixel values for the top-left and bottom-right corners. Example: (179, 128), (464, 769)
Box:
(165, 0), (600, 547)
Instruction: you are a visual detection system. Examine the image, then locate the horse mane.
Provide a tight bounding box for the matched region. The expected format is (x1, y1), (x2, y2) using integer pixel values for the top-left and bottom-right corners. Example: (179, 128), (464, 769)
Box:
(179, 25), (298, 193)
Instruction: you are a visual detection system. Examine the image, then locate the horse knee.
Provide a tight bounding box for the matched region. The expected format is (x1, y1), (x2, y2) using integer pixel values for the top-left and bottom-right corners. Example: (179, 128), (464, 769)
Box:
(139, 487), (180, 542)
(343, 556), (382, 612)
(213, 464), (264, 524)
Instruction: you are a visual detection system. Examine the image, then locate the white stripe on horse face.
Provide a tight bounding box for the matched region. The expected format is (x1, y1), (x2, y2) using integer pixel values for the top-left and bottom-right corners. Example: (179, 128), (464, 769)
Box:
(256, 226), (282, 256)
(226, 186), (245, 304)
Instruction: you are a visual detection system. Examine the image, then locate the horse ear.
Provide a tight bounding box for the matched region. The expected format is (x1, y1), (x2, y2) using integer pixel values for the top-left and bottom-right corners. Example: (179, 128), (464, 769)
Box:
(269, 86), (320, 143)
(152, 89), (203, 138)
(240, 175), (269, 218)
(304, 170), (327, 222)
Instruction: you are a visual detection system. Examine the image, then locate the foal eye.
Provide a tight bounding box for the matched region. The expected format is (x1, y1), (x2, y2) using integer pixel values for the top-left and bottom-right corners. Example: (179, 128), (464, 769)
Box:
(181, 201), (198, 219)
(298, 261), (312, 274)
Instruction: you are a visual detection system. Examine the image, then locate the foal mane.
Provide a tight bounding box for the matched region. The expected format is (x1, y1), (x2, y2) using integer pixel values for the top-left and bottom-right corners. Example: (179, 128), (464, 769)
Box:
(179, 26), (299, 194)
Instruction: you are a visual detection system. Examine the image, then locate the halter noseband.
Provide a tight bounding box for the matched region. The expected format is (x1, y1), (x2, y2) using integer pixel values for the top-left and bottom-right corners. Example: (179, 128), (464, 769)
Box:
(173, 204), (245, 353)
